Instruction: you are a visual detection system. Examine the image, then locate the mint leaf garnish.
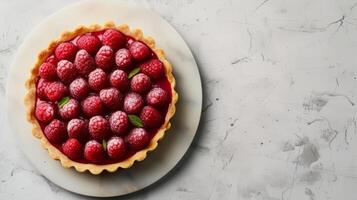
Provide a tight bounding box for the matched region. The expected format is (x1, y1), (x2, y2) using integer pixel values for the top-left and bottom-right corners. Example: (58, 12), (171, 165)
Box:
(128, 67), (140, 79)
(102, 139), (107, 151)
(58, 97), (70, 108)
(128, 115), (144, 127)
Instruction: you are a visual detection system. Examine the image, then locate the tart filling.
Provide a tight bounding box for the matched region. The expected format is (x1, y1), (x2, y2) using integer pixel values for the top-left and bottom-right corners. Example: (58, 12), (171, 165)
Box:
(25, 22), (178, 174)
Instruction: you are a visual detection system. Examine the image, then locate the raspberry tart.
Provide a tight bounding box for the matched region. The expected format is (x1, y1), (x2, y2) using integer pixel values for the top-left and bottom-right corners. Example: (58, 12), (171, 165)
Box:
(25, 22), (178, 174)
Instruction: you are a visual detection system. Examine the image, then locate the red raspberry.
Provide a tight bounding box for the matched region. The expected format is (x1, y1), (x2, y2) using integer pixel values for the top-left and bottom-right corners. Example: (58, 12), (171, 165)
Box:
(77, 35), (101, 55)
(123, 92), (144, 114)
(140, 106), (163, 128)
(44, 119), (67, 144)
(129, 41), (150, 61)
(99, 88), (123, 109)
(37, 78), (51, 99)
(140, 59), (165, 80)
(109, 111), (129, 135)
(81, 96), (103, 117)
(89, 116), (110, 141)
(45, 82), (68, 102)
(55, 42), (78, 61)
(125, 128), (149, 150)
(59, 98), (80, 120)
(88, 68), (107, 91)
(146, 88), (169, 107)
(84, 140), (104, 163)
(69, 78), (89, 100)
(107, 136), (127, 159)
(115, 48), (132, 69)
(102, 29), (126, 51)
(39, 63), (57, 80)
(46, 55), (58, 65)
(109, 69), (129, 92)
(67, 118), (88, 142)
(74, 49), (95, 75)
(130, 73), (151, 94)
(35, 102), (55, 123)
(56, 60), (77, 83)
(62, 138), (82, 160)
(95, 45), (114, 71)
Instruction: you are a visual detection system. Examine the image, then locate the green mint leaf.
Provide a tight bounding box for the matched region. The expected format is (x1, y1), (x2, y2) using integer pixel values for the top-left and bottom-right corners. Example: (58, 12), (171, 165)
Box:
(128, 67), (140, 79)
(58, 97), (70, 108)
(128, 115), (144, 127)
(102, 139), (107, 151)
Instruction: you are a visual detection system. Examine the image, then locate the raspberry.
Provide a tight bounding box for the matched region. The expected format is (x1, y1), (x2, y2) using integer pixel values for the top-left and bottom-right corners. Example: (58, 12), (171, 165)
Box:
(88, 68), (107, 91)
(46, 55), (58, 65)
(77, 35), (101, 55)
(107, 136), (126, 159)
(109, 69), (129, 92)
(146, 88), (169, 107)
(81, 96), (103, 117)
(95, 45), (114, 71)
(62, 138), (82, 160)
(37, 78), (51, 99)
(109, 111), (129, 135)
(130, 73), (151, 94)
(55, 42), (78, 61)
(99, 88), (123, 109)
(123, 92), (144, 114)
(59, 98), (80, 120)
(102, 29), (126, 50)
(84, 140), (104, 163)
(140, 106), (163, 128)
(69, 78), (89, 100)
(44, 119), (67, 144)
(74, 49), (95, 75)
(39, 63), (57, 80)
(45, 82), (68, 102)
(125, 128), (149, 150)
(89, 116), (110, 141)
(115, 48), (132, 69)
(56, 60), (77, 83)
(129, 41), (150, 61)
(35, 102), (55, 123)
(67, 118), (88, 142)
(140, 59), (165, 80)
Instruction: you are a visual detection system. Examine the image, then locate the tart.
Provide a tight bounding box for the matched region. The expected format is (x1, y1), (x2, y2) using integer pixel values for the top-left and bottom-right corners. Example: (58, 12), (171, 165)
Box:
(24, 22), (178, 175)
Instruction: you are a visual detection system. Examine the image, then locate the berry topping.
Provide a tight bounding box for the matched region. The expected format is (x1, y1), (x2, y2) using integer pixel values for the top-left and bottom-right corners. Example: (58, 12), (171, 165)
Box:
(123, 92), (144, 114)
(35, 102), (55, 123)
(95, 45), (114, 71)
(129, 41), (151, 61)
(88, 68), (107, 91)
(140, 59), (165, 80)
(37, 78), (50, 99)
(39, 63), (57, 80)
(99, 88), (123, 109)
(62, 138), (82, 160)
(107, 136), (126, 159)
(81, 96), (103, 117)
(59, 98), (80, 120)
(140, 106), (163, 128)
(67, 118), (88, 142)
(84, 140), (104, 163)
(130, 73), (151, 94)
(109, 69), (129, 92)
(55, 42), (78, 61)
(126, 128), (149, 150)
(102, 29), (126, 50)
(46, 55), (58, 65)
(115, 48), (132, 69)
(44, 119), (67, 144)
(77, 35), (101, 55)
(146, 88), (169, 107)
(89, 116), (110, 141)
(69, 78), (89, 100)
(45, 82), (68, 102)
(57, 60), (77, 83)
(109, 111), (129, 135)
(74, 49), (95, 75)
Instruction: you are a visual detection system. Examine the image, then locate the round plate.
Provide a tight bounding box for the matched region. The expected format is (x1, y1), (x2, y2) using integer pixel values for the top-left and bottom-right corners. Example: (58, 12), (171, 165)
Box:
(6, 0), (202, 197)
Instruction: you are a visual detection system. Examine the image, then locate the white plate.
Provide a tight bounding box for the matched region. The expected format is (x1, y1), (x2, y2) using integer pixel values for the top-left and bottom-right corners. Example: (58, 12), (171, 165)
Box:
(6, 0), (202, 197)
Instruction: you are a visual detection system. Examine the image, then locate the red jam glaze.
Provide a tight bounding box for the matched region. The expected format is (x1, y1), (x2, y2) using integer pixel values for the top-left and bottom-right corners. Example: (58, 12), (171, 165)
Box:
(35, 29), (172, 164)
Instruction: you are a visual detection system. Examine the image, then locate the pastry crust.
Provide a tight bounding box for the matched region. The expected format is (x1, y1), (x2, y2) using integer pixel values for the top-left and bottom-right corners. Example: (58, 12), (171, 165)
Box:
(24, 22), (178, 175)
